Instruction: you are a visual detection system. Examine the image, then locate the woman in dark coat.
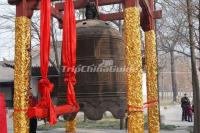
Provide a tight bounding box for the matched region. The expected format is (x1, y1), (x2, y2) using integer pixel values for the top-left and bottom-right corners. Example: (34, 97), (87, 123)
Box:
(29, 89), (38, 133)
(181, 93), (190, 121)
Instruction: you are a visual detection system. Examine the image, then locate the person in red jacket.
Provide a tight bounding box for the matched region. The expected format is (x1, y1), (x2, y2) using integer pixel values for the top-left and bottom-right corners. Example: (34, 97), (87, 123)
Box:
(29, 88), (38, 133)
(186, 104), (193, 122)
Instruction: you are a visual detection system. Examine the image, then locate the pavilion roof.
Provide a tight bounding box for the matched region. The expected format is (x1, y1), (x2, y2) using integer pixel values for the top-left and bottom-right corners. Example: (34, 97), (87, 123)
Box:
(0, 61), (14, 82)
(0, 42), (62, 81)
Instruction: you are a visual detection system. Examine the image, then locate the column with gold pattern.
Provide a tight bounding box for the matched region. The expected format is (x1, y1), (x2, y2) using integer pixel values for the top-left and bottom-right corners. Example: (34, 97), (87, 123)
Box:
(145, 30), (160, 133)
(145, 0), (160, 132)
(66, 120), (77, 133)
(13, 16), (31, 133)
(124, 0), (144, 132)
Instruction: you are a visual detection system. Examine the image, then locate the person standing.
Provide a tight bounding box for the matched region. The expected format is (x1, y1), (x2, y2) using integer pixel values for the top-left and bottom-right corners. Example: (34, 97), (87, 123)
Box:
(29, 88), (37, 133)
(181, 93), (190, 121)
(186, 104), (193, 122)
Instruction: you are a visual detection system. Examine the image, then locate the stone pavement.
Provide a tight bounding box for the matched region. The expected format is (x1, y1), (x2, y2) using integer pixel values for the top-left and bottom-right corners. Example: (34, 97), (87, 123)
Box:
(160, 105), (193, 127)
(6, 105), (192, 133)
(37, 128), (189, 133)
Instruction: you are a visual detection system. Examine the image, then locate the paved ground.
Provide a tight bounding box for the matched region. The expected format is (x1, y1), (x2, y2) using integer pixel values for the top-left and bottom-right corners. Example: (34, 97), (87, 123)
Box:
(160, 105), (193, 127)
(37, 128), (189, 133)
(6, 105), (192, 133)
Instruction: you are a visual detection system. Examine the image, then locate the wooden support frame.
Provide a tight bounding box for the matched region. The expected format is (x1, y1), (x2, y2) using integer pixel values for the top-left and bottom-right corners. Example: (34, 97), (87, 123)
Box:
(8, 0), (162, 132)
(99, 10), (162, 21)
(55, 0), (122, 10)
(8, 0), (162, 30)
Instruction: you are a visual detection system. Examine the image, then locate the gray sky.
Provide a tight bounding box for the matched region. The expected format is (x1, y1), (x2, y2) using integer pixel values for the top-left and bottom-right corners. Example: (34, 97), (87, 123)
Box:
(0, 1), (119, 61)
(0, 0), (63, 61)
(0, 0), (15, 61)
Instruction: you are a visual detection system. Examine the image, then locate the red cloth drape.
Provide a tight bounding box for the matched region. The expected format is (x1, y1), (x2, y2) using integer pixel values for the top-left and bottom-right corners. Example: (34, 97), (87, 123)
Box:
(39, 0), (56, 125)
(28, 0), (56, 125)
(0, 93), (7, 133)
(62, 0), (78, 109)
(40, 0), (51, 77)
(28, 0), (79, 123)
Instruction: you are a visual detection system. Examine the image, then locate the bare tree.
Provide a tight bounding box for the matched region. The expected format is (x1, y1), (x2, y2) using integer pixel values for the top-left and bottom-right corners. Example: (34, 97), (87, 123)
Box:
(186, 0), (200, 132)
(0, 2), (62, 73)
(156, 0), (200, 102)
(156, 0), (188, 101)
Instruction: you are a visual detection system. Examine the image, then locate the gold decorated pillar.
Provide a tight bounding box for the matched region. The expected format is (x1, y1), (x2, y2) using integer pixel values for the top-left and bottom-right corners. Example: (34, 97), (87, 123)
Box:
(13, 16), (31, 133)
(145, 30), (160, 133)
(144, 0), (160, 132)
(12, 1), (34, 132)
(124, 0), (144, 132)
(66, 119), (77, 133)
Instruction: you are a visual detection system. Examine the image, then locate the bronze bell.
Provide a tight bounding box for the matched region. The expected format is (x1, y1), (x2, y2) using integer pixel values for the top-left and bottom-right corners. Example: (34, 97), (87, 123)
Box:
(58, 19), (127, 120)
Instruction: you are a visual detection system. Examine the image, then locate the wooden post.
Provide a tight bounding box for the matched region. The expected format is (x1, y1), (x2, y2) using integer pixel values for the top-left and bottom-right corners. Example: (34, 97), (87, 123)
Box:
(66, 119), (77, 133)
(13, 1), (33, 132)
(144, 0), (160, 132)
(120, 118), (125, 130)
(123, 0), (144, 132)
(145, 30), (160, 133)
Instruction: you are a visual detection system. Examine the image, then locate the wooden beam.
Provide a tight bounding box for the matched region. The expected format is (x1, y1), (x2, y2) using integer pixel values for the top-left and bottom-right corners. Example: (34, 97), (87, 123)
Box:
(27, 1), (63, 22)
(55, 0), (122, 11)
(15, 0), (38, 18)
(154, 10), (162, 19)
(57, 10), (162, 29)
(8, 0), (162, 30)
(99, 10), (162, 21)
(123, 0), (139, 8)
(51, 7), (63, 21)
(8, 0), (20, 5)
(8, 0), (64, 5)
(140, 0), (151, 13)
(99, 12), (123, 21)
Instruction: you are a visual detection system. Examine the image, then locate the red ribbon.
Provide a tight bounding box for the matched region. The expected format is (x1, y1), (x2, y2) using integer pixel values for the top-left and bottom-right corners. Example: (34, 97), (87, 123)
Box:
(40, 0), (51, 77)
(40, 0), (56, 124)
(143, 100), (158, 109)
(62, 0), (79, 110)
(28, 0), (57, 125)
(128, 100), (158, 112)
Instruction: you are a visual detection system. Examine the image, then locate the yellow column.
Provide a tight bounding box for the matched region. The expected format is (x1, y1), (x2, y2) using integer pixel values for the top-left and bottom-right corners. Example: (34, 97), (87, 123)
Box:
(124, 7), (144, 133)
(66, 119), (76, 133)
(13, 16), (31, 133)
(145, 30), (160, 132)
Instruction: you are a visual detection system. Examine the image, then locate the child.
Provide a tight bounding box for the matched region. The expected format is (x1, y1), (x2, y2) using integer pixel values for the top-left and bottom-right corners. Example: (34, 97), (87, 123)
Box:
(186, 105), (193, 122)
